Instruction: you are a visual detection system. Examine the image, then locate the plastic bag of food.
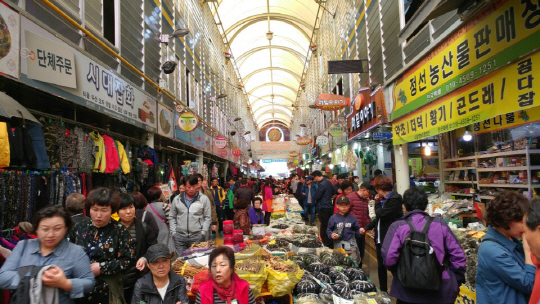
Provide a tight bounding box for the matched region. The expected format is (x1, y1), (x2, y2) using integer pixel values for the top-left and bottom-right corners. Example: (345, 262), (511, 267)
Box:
(235, 244), (262, 261)
(319, 284), (335, 303)
(296, 293), (324, 304)
(328, 269), (349, 283)
(349, 280), (377, 293)
(306, 262), (328, 274)
(315, 272), (332, 284)
(266, 260), (305, 297)
(320, 255), (339, 267)
(332, 281), (350, 297)
(295, 279), (321, 294)
(235, 261), (267, 297)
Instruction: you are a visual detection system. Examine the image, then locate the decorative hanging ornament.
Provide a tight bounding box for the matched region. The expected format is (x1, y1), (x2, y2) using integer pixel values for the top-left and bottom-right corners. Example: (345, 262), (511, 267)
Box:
(199, 0), (207, 6)
(224, 52), (232, 62)
(310, 45), (318, 55)
(300, 83), (306, 91)
(237, 83), (244, 90)
(232, 148), (242, 157)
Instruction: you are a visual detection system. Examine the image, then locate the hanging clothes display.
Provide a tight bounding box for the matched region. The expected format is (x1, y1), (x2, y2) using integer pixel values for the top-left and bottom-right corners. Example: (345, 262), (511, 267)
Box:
(102, 134), (120, 173)
(43, 122), (65, 168)
(27, 122), (51, 170)
(0, 123), (9, 168)
(116, 140), (131, 174)
(74, 126), (95, 172)
(90, 131), (106, 173)
(138, 145), (158, 166)
(60, 128), (78, 167)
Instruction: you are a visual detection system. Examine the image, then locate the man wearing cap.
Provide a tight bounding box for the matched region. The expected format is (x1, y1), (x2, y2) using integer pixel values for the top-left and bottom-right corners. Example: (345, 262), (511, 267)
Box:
(347, 182), (376, 265)
(327, 196), (362, 260)
(133, 243), (189, 304)
(313, 170), (338, 248)
(302, 176), (318, 226)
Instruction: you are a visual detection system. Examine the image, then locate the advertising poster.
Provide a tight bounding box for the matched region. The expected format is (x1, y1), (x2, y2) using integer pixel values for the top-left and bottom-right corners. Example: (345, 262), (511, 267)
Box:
(0, 2), (18, 79)
(158, 103), (173, 138)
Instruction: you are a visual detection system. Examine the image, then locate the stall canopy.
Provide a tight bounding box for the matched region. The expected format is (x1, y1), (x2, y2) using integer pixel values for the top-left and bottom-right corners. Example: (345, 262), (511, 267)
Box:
(0, 91), (40, 124)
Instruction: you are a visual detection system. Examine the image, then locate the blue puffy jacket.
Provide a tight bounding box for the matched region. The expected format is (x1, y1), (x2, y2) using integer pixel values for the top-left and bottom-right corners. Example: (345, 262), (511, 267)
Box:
(314, 178), (337, 210)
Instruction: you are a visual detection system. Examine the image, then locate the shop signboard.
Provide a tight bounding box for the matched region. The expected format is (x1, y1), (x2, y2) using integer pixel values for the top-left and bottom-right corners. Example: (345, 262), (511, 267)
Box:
(25, 31), (76, 88)
(316, 135), (328, 146)
(315, 93), (350, 111)
(157, 104), (173, 138)
(232, 148), (241, 157)
(177, 111), (198, 131)
(251, 141), (292, 157)
(289, 151), (299, 157)
(347, 87), (384, 140)
(311, 146), (318, 157)
(329, 122), (345, 137)
(391, 0), (540, 121)
(214, 136), (227, 149)
(262, 158), (286, 163)
(20, 17), (157, 132)
(0, 3), (19, 79)
(373, 132), (393, 140)
(295, 137), (312, 145)
(471, 106), (540, 135)
(392, 51), (540, 145)
(190, 127), (205, 149)
(218, 148), (228, 158)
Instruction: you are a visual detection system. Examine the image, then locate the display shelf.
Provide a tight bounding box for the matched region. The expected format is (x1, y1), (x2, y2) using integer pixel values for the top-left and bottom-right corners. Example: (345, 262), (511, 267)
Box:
(476, 149), (540, 158)
(442, 156), (477, 162)
(478, 183), (530, 188)
(443, 167), (476, 172)
(444, 180), (477, 184)
(447, 192), (474, 197)
(477, 166), (530, 172)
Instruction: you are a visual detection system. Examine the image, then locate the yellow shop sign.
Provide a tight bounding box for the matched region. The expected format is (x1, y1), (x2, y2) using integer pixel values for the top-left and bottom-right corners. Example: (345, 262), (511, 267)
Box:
(393, 51), (540, 144)
(391, 0), (540, 121)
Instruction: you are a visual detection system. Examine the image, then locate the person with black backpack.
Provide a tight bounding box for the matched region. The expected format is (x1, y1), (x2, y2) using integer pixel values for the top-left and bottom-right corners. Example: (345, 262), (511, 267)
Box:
(381, 187), (466, 304)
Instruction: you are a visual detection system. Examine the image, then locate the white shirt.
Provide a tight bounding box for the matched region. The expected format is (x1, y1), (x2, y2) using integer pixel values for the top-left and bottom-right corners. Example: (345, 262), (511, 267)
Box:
(157, 281), (169, 300)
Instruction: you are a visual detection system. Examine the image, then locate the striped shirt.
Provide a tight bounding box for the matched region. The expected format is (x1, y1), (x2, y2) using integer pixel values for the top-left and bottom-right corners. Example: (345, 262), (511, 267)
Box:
(195, 288), (256, 304)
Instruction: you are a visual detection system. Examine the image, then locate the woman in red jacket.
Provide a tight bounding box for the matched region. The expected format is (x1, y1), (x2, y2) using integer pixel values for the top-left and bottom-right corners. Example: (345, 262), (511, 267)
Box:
(346, 182), (376, 266)
(195, 246), (256, 304)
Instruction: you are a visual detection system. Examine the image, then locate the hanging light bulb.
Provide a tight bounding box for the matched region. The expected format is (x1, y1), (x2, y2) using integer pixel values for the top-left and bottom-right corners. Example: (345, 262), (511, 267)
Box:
(341, 161), (345, 167)
(463, 130), (473, 142)
(329, 164), (334, 169)
(353, 142), (359, 150)
(336, 149), (341, 154)
(329, 152), (332, 157)
(424, 145), (432, 156)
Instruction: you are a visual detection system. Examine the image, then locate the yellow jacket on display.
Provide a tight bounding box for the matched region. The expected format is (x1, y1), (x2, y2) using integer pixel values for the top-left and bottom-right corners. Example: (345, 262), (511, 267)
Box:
(0, 123), (9, 168)
(116, 141), (131, 174)
(90, 131), (106, 173)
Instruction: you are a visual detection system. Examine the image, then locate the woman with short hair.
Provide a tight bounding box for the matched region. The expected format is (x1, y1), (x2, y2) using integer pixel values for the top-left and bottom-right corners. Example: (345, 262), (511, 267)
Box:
(195, 246), (256, 304)
(68, 188), (136, 304)
(0, 205), (95, 304)
(476, 190), (535, 304)
(118, 193), (158, 303)
(145, 186), (174, 253)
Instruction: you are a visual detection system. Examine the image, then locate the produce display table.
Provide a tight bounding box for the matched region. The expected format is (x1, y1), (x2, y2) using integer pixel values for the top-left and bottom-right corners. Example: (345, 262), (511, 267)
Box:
(187, 286), (293, 304)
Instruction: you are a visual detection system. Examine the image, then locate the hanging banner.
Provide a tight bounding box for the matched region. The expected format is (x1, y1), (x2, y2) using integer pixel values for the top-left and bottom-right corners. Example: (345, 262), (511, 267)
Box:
(471, 106), (540, 135)
(329, 122), (345, 137)
(20, 17), (157, 132)
(157, 104), (173, 138)
(316, 135), (329, 146)
(232, 148), (241, 157)
(391, 0), (540, 121)
(295, 137), (312, 145)
(214, 136), (227, 149)
(0, 3), (19, 79)
(393, 51), (540, 144)
(347, 87), (385, 140)
(315, 93), (350, 111)
(177, 111), (198, 131)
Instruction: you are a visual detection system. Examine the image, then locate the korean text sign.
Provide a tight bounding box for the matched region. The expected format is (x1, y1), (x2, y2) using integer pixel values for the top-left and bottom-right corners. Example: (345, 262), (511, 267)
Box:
(471, 106), (540, 135)
(392, 0), (540, 121)
(392, 51), (540, 144)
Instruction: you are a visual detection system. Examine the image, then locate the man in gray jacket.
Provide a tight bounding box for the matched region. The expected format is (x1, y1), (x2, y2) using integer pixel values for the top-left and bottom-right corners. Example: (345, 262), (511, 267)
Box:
(169, 175), (212, 257)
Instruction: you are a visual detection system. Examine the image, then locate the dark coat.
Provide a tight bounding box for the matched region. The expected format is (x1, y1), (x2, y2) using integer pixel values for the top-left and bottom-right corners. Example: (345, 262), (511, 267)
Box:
(123, 218), (158, 288)
(314, 178), (337, 210)
(365, 191), (403, 244)
(347, 192), (372, 228)
(131, 270), (189, 304)
(136, 208), (160, 237)
(235, 185), (255, 205)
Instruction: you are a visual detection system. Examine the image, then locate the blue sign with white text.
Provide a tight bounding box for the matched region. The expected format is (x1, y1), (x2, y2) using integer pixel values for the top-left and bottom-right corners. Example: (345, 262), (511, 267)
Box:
(373, 132), (393, 140)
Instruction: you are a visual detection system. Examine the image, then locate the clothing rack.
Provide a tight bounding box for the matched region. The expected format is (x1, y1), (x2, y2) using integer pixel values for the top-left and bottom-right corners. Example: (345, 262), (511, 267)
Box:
(28, 109), (144, 145)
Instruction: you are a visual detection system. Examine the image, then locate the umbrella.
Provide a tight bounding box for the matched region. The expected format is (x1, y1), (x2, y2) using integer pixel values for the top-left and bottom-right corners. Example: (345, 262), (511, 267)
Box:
(0, 91), (40, 124)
